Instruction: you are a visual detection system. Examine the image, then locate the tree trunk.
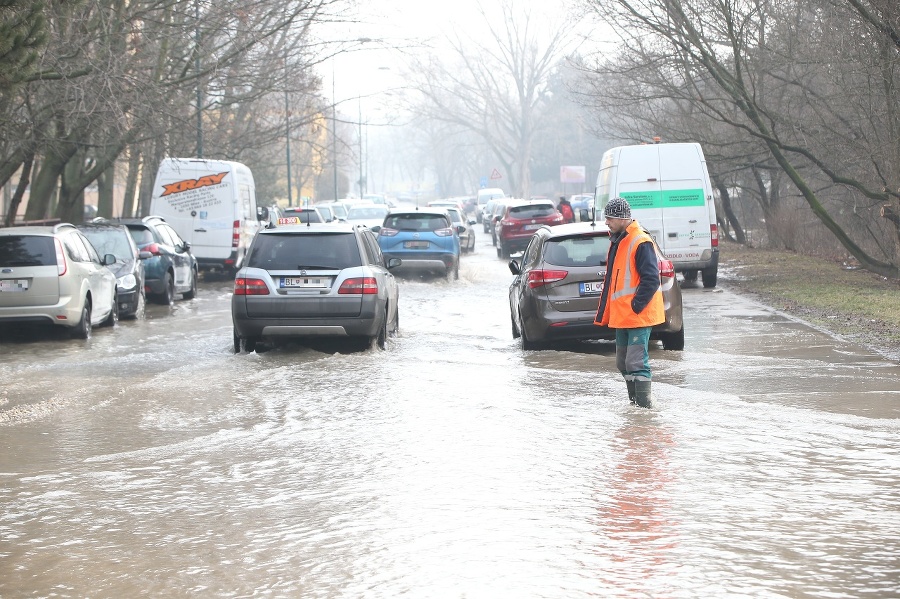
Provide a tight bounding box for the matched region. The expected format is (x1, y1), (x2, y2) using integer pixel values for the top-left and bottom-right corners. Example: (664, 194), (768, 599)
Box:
(713, 177), (746, 244)
(4, 154), (34, 227)
(121, 148), (141, 218)
(97, 164), (115, 218)
(25, 150), (71, 220)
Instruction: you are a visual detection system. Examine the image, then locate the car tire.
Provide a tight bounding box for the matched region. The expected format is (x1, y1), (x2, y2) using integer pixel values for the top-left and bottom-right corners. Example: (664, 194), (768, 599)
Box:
(101, 294), (118, 327)
(242, 336), (258, 353)
(519, 312), (540, 350)
(373, 310), (388, 350)
(511, 315), (520, 339)
(660, 327), (685, 351)
(131, 289), (146, 319)
(182, 268), (198, 299)
(701, 266), (717, 288)
(453, 259), (460, 280)
(233, 329), (242, 353)
(154, 271), (175, 305)
(72, 302), (92, 340)
(499, 243), (510, 260)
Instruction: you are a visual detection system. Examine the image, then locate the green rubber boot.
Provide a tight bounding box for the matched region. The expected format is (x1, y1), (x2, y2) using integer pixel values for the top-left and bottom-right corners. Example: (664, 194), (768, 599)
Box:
(626, 380), (636, 404)
(634, 380), (652, 409)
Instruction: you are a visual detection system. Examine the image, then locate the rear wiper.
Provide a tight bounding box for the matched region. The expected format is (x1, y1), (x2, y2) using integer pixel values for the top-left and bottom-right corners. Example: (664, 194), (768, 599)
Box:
(296, 265), (335, 270)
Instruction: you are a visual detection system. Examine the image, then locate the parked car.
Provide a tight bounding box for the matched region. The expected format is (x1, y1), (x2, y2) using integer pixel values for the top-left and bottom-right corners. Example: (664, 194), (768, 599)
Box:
(444, 206), (476, 253)
(78, 222), (147, 319)
(487, 198), (513, 243)
(316, 202), (349, 221)
(231, 222), (401, 352)
(116, 216), (198, 304)
(476, 187), (506, 223)
(345, 204), (391, 230)
(507, 222), (684, 350)
(569, 194), (595, 222)
(377, 208), (461, 280)
(495, 199), (564, 259)
(0, 223), (118, 339)
(281, 207), (326, 224)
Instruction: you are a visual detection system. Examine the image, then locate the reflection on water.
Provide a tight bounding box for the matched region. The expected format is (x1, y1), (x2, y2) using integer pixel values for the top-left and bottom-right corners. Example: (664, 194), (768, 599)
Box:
(2, 250), (900, 597)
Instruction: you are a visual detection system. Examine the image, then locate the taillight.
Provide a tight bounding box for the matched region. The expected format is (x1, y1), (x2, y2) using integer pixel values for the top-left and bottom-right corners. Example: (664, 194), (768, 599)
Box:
(232, 220), (241, 248)
(434, 227), (453, 237)
(527, 269), (568, 288)
(379, 227), (399, 237)
(659, 259), (675, 279)
(234, 278), (270, 295)
(338, 277), (378, 294)
(54, 238), (67, 276)
(710, 224), (719, 247)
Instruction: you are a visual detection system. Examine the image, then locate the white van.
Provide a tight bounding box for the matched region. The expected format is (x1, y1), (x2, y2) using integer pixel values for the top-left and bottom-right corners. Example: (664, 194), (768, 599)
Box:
(595, 142), (719, 287)
(476, 187), (506, 223)
(149, 158), (265, 273)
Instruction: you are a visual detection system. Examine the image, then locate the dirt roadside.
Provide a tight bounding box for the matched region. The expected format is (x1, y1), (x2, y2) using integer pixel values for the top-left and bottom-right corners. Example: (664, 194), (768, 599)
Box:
(715, 241), (900, 362)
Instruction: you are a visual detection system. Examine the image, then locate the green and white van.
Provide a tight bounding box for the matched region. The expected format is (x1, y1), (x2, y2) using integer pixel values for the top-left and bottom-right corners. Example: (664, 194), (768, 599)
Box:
(594, 142), (719, 287)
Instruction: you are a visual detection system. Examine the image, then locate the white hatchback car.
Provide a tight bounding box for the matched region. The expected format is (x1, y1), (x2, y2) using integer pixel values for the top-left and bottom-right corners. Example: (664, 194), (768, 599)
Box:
(0, 223), (118, 339)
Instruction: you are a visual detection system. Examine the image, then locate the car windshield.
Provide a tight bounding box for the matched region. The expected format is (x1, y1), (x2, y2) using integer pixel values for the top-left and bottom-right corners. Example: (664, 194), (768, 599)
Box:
(347, 206), (389, 220)
(543, 236), (610, 267)
(0, 236), (56, 267)
(510, 204), (556, 219)
(81, 230), (132, 259)
(446, 210), (462, 223)
(327, 204), (348, 218)
(248, 233), (361, 270)
(383, 214), (449, 231)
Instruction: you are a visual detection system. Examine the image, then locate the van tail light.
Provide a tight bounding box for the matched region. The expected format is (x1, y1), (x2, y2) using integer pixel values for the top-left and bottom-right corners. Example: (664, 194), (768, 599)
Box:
(527, 269), (568, 288)
(339, 277), (378, 294)
(659, 259), (675, 279)
(234, 278), (270, 295)
(434, 227), (453, 237)
(710, 224), (719, 247)
(54, 238), (67, 276)
(232, 220), (241, 248)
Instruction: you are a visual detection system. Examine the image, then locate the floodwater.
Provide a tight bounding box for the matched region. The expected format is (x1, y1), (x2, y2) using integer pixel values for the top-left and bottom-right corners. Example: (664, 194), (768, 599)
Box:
(2, 242), (899, 598)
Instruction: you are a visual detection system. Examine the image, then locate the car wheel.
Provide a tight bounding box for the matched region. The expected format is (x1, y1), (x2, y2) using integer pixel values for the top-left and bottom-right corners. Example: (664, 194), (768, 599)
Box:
(519, 312), (540, 350)
(242, 336), (258, 353)
(499, 243), (510, 260)
(182, 268), (198, 299)
(373, 310), (388, 350)
(683, 269), (698, 282)
(660, 327), (685, 351)
(101, 294), (118, 327)
(153, 271), (175, 305)
(133, 289), (146, 319)
(233, 329), (242, 353)
(453, 259), (460, 280)
(72, 302), (92, 340)
(511, 314), (520, 339)
(392, 308), (400, 336)
(701, 266), (717, 288)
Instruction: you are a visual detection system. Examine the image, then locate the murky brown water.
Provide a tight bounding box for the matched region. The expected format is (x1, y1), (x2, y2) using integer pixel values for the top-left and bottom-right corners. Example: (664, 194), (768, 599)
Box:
(2, 242), (899, 597)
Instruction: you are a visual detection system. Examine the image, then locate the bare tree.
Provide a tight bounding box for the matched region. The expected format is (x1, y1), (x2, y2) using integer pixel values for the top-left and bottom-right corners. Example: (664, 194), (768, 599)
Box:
(407, 2), (572, 198)
(580, 0), (900, 278)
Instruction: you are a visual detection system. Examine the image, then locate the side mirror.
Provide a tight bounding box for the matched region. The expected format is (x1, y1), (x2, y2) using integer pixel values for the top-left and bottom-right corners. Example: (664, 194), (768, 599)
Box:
(257, 206), (269, 221)
(508, 259), (520, 275)
(182, 241), (191, 252)
(387, 257), (402, 269)
(138, 250), (153, 260)
(102, 253), (117, 266)
(468, 219), (477, 226)
(456, 225), (466, 234)
(370, 225), (381, 233)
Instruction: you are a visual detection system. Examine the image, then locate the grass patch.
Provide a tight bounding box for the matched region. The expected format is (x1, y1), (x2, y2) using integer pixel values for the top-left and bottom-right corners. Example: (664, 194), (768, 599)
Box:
(719, 241), (900, 354)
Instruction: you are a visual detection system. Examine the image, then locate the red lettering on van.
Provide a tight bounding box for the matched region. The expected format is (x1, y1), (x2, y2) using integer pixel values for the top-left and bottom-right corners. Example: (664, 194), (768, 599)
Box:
(160, 172), (229, 196)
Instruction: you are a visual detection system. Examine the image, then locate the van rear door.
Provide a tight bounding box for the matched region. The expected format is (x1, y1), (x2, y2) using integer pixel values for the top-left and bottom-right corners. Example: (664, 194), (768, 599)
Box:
(656, 144), (711, 262)
(617, 145), (664, 244)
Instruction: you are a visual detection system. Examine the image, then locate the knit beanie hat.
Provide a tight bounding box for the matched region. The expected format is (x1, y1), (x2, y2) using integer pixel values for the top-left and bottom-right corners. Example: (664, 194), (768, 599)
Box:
(604, 197), (632, 219)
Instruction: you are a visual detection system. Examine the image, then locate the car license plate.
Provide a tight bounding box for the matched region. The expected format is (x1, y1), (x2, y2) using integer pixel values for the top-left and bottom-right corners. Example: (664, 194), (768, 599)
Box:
(580, 281), (603, 295)
(523, 224), (542, 230)
(404, 241), (429, 249)
(0, 279), (28, 292)
(280, 277), (328, 288)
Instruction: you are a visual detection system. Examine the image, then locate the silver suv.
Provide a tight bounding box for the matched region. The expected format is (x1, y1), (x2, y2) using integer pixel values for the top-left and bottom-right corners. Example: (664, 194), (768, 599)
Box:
(0, 223), (118, 339)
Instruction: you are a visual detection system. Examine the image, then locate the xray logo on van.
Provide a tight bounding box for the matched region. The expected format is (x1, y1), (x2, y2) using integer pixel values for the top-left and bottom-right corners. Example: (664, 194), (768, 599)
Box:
(161, 172), (229, 196)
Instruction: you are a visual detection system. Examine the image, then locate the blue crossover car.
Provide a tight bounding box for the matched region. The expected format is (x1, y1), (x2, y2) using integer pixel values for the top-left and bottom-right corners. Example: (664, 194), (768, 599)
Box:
(377, 209), (461, 280)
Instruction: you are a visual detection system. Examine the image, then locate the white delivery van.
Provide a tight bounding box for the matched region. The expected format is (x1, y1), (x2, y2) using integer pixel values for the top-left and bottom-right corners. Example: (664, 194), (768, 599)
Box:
(150, 158), (265, 273)
(476, 187), (506, 223)
(595, 142), (719, 287)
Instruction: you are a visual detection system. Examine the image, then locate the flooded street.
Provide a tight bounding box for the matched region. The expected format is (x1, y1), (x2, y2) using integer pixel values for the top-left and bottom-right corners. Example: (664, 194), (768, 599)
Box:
(2, 245), (899, 598)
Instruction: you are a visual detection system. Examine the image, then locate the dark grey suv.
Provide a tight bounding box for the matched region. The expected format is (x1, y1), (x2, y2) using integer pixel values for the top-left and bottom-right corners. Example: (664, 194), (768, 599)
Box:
(231, 222), (401, 353)
(507, 222), (684, 350)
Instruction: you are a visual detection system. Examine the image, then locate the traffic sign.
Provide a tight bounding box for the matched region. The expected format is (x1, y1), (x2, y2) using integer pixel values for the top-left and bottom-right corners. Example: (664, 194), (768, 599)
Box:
(490, 168), (502, 180)
(479, 176), (488, 188)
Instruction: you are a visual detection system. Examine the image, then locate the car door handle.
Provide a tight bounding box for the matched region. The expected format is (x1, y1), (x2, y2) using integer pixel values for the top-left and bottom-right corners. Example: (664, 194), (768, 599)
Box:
(194, 228), (207, 233)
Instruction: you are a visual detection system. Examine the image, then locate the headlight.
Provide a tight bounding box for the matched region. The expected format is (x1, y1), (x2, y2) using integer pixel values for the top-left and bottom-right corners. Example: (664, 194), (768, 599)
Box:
(117, 274), (137, 289)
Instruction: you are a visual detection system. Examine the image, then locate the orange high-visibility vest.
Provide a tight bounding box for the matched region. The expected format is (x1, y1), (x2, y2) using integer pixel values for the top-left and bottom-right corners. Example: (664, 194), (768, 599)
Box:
(594, 220), (665, 329)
